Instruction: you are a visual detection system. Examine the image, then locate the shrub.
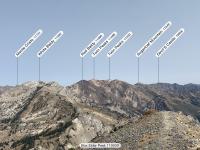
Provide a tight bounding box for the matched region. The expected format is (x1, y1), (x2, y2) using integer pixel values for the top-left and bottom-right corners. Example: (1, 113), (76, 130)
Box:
(143, 109), (157, 116)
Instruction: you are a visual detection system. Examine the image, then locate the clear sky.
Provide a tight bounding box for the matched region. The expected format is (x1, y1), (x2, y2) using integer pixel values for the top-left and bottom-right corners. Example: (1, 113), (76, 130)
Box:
(0, 0), (199, 86)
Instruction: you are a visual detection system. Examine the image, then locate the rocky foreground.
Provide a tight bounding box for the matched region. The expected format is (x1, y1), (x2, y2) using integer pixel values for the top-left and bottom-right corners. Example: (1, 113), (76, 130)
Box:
(93, 111), (200, 150)
(0, 80), (199, 149)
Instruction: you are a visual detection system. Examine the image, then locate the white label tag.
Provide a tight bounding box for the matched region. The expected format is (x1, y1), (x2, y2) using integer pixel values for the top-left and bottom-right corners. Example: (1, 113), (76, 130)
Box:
(107, 32), (133, 57)
(156, 28), (184, 57)
(37, 31), (64, 58)
(80, 143), (121, 149)
(15, 29), (43, 58)
(136, 21), (172, 57)
(92, 32), (117, 57)
(80, 33), (104, 58)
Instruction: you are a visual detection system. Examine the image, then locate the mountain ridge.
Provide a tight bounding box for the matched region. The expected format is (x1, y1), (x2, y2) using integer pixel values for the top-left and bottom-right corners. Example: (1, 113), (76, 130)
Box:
(67, 80), (200, 121)
(0, 80), (200, 149)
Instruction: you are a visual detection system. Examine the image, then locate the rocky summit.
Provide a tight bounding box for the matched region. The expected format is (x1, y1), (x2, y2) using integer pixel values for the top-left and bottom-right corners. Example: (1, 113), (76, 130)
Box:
(0, 80), (200, 150)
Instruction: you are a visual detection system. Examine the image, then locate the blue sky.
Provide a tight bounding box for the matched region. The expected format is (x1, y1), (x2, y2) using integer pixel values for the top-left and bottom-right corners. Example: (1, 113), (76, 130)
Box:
(0, 0), (199, 85)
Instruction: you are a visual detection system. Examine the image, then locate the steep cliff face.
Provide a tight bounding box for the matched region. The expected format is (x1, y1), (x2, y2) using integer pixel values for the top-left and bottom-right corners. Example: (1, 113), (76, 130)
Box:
(0, 80), (200, 149)
(66, 80), (200, 120)
(0, 81), (121, 149)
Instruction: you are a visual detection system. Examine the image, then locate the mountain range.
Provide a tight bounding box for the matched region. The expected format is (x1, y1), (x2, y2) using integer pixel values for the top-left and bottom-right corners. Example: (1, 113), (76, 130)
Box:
(0, 80), (199, 149)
